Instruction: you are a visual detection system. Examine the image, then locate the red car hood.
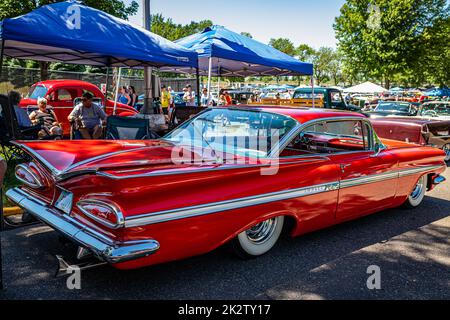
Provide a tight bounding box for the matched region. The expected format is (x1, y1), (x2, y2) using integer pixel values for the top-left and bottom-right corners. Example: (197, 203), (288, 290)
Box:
(14, 140), (221, 178)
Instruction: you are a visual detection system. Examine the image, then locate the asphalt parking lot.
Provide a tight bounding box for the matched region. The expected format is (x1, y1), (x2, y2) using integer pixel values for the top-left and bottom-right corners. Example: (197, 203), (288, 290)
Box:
(0, 169), (449, 300)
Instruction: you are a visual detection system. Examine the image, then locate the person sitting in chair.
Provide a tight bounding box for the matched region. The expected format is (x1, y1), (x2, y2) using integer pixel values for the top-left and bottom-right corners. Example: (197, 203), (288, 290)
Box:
(68, 92), (106, 139)
(29, 98), (63, 139)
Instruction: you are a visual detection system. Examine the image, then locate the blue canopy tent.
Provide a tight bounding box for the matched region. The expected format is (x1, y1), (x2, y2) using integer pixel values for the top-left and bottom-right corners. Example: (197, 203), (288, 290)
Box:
(0, 0), (198, 69)
(423, 87), (450, 97)
(165, 25), (313, 102)
(0, 0), (200, 108)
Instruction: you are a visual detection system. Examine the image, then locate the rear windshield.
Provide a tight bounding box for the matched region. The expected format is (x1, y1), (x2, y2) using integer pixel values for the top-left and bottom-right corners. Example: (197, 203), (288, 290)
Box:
(28, 85), (48, 100)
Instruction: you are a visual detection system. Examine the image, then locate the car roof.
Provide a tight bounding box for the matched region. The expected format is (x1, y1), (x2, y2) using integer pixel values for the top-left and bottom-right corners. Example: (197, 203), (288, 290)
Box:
(225, 106), (365, 123)
(294, 87), (332, 93)
(33, 79), (99, 90)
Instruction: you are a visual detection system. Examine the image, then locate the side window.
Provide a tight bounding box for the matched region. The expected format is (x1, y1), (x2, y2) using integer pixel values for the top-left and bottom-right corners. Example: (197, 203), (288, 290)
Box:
(281, 120), (372, 157)
(330, 91), (343, 105)
(57, 89), (74, 101)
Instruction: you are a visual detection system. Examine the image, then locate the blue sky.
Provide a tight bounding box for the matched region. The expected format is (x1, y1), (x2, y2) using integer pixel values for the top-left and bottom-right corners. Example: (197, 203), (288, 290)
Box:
(125, 0), (346, 48)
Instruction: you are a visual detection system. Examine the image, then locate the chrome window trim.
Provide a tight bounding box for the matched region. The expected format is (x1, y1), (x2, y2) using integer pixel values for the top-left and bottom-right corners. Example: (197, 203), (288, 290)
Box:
(273, 116), (377, 158)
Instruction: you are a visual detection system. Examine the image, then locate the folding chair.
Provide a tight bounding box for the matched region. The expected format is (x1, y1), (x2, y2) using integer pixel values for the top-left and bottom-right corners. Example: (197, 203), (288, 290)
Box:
(106, 116), (156, 140)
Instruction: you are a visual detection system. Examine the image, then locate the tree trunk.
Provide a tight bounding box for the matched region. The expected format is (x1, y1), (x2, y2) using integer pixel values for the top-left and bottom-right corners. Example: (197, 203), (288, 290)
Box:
(39, 61), (50, 81)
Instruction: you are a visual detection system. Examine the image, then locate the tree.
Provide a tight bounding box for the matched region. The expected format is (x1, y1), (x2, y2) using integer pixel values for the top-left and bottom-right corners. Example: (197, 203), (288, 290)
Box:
(268, 38), (296, 56)
(312, 47), (335, 86)
(334, 0), (449, 88)
(296, 44), (315, 63)
(240, 32), (253, 39)
(151, 14), (213, 41)
(0, 0), (139, 80)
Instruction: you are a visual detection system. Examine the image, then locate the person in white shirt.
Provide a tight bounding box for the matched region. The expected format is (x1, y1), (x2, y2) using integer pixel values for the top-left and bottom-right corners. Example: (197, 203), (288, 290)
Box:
(183, 84), (197, 107)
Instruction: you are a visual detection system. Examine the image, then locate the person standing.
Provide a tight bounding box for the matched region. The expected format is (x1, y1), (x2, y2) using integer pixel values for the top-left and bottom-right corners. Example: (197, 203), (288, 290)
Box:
(201, 88), (211, 107)
(183, 84), (196, 107)
(128, 86), (138, 109)
(224, 91), (233, 105)
(117, 86), (131, 105)
(160, 85), (172, 115)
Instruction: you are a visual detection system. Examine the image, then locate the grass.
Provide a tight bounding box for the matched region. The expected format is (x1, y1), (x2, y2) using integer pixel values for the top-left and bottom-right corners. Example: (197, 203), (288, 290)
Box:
(0, 82), (29, 96)
(1, 148), (22, 207)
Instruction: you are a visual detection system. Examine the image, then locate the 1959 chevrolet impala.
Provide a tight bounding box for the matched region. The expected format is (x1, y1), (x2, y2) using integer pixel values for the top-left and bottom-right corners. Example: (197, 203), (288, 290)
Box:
(6, 107), (447, 270)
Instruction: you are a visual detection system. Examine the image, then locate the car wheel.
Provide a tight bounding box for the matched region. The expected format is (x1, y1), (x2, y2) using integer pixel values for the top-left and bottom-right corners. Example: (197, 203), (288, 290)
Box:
(403, 175), (427, 209)
(442, 144), (450, 162)
(232, 216), (284, 259)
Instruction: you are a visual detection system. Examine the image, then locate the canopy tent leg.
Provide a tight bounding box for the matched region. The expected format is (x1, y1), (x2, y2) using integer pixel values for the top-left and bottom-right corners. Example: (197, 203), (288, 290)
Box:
(104, 64), (111, 101)
(0, 39), (5, 83)
(311, 75), (315, 109)
(207, 57), (213, 105)
(113, 67), (122, 115)
(196, 68), (201, 106)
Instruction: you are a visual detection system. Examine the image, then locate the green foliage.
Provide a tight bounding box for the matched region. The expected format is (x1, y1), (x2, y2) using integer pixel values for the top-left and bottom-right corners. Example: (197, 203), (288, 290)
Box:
(151, 14), (213, 41)
(334, 0), (450, 88)
(269, 38), (296, 56)
(240, 32), (253, 39)
(0, 0), (138, 20)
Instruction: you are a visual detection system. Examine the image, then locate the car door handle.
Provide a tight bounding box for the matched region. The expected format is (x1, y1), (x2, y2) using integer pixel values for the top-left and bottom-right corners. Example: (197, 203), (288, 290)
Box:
(340, 164), (351, 173)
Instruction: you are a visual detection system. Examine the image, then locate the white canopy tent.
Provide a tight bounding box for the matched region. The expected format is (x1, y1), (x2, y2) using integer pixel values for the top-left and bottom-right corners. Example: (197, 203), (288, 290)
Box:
(343, 82), (388, 94)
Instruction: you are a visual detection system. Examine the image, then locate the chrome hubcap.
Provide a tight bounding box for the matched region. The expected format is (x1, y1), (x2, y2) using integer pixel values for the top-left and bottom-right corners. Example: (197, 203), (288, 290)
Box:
(246, 218), (278, 244)
(410, 179), (424, 200)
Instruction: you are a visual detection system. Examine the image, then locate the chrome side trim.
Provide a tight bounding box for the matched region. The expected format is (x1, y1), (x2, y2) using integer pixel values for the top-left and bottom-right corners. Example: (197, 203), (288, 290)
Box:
(340, 171), (399, 189)
(125, 181), (340, 228)
(399, 165), (444, 178)
(124, 164), (445, 227)
(6, 188), (160, 264)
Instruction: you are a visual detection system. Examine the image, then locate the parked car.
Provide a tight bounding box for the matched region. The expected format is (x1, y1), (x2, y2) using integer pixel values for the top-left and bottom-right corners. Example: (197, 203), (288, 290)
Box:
(364, 101), (419, 118)
(6, 107), (446, 270)
(292, 87), (360, 111)
(19, 80), (137, 135)
(371, 117), (450, 161)
(417, 101), (450, 120)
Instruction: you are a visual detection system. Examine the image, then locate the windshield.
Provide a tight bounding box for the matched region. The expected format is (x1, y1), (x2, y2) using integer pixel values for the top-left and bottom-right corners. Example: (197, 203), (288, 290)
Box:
(376, 102), (410, 113)
(420, 104), (450, 117)
(28, 85), (48, 100)
(293, 92), (324, 100)
(164, 108), (298, 159)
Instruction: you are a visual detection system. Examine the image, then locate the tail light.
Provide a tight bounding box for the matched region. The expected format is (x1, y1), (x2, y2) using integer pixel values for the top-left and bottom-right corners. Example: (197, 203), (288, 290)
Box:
(15, 164), (46, 189)
(77, 199), (125, 229)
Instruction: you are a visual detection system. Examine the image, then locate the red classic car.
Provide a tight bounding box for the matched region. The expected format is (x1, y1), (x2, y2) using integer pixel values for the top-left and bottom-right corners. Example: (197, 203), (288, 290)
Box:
(6, 107), (447, 270)
(19, 80), (137, 135)
(370, 117), (450, 161)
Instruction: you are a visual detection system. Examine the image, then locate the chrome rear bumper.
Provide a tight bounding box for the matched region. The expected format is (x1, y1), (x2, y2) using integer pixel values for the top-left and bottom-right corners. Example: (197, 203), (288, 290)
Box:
(6, 188), (160, 264)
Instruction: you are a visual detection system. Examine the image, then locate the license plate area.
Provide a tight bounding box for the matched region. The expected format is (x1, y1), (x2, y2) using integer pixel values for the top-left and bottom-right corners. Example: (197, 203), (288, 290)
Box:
(55, 190), (74, 215)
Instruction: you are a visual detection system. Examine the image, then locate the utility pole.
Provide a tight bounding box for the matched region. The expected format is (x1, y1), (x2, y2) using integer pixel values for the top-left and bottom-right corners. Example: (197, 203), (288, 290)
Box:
(143, 0), (153, 112)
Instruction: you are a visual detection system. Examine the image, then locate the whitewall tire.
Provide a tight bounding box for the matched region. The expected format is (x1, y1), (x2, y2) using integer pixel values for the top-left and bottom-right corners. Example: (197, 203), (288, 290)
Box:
(403, 175), (427, 209)
(232, 216), (284, 259)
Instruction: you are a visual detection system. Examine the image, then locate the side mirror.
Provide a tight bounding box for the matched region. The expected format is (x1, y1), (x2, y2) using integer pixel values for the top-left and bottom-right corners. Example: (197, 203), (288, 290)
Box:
(371, 143), (385, 157)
